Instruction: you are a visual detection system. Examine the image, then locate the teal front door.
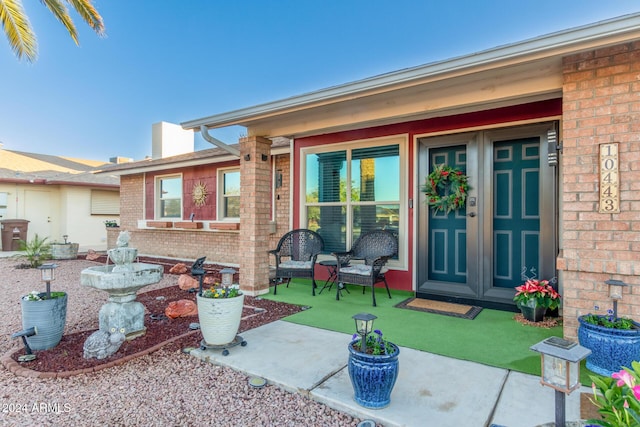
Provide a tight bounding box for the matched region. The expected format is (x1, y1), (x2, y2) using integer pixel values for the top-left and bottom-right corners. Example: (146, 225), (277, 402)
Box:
(493, 138), (542, 289)
(417, 124), (557, 309)
(427, 146), (468, 284)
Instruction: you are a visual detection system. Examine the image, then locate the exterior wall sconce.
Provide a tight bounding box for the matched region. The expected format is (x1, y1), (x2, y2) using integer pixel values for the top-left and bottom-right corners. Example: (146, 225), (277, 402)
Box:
(530, 337), (591, 426)
(275, 170), (283, 189)
(352, 312), (377, 353)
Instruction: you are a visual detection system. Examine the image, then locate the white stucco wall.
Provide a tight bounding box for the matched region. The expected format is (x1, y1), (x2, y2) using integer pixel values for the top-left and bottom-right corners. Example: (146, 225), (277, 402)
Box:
(0, 183), (118, 251)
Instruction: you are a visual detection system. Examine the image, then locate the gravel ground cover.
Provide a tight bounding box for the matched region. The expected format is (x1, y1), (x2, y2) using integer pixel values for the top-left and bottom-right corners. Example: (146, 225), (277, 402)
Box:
(0, 258), (362, 426)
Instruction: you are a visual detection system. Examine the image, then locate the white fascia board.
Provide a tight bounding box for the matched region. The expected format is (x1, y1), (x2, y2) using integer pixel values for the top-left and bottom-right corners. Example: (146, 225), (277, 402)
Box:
(103, 155), (239, 176)
(102, 146), (291, 177)
(181, 13), (640, 132)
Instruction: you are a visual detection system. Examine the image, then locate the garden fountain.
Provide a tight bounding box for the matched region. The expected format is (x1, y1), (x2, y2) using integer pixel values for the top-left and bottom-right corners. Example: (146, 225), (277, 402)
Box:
(81, 231), (163, 339)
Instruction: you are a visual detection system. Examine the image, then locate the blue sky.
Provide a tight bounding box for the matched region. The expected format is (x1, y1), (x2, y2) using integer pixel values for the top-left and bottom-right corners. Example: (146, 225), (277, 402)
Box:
(1, 1), (639, 162)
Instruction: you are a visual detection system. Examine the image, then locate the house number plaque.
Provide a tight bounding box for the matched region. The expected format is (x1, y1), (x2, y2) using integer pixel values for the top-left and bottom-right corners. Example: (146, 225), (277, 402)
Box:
(599, 143), (620, 213)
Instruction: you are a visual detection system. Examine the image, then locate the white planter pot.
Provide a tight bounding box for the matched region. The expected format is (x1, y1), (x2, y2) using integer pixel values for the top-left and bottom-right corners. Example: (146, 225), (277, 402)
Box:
(196, 293), (244, 346)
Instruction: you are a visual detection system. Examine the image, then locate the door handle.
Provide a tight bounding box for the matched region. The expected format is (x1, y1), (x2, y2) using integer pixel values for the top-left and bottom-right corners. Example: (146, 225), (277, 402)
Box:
(467, 212), (476, 217)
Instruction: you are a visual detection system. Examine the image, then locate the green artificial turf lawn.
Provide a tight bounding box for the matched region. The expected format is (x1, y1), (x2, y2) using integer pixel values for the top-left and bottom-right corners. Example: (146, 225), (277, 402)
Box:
(262, 279), (592, 384)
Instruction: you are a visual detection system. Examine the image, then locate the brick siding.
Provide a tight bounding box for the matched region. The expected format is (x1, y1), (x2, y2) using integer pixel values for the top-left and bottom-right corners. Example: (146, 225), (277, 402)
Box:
(112, 152), (292, 283)
(560, 41), (640, 339)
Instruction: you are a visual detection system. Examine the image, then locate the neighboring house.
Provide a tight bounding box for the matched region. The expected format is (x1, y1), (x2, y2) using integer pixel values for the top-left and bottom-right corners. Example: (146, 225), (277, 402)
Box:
(0, 146), (121, 251)
(105, 14), (640, 340)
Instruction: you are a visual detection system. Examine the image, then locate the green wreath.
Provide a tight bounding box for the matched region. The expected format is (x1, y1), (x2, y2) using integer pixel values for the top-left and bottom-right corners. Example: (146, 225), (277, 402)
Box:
(422, 164), (470, 213)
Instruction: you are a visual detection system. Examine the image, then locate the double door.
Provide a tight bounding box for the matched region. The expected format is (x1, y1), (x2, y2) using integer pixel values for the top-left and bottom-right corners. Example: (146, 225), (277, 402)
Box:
(416, 124), (557, 308)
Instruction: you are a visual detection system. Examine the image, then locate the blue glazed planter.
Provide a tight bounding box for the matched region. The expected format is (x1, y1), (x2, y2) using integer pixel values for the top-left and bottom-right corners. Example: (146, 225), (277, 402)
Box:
(578, 315), (640, 377)
(347, 340), (400, 409)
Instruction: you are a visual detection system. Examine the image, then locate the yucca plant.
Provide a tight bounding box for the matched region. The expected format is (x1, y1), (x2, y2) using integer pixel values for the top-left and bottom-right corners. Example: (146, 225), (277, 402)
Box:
(17, 234), (51, 268)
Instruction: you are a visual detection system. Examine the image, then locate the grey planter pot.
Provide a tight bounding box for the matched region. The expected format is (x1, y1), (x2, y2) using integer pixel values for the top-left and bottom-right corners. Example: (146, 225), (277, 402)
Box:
(50, 243), (79, 260)
(21, 293), (68, 351)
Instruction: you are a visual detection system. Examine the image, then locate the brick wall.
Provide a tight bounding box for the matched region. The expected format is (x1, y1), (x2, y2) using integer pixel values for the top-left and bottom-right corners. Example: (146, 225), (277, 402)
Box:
(270, 154), (290, 249)
(112, 152), (293, 277)
(109, 173), (241, 266)
(120, 174), (145, 229)
(560, 41), (640, 339)
(238, 136), (273, 295)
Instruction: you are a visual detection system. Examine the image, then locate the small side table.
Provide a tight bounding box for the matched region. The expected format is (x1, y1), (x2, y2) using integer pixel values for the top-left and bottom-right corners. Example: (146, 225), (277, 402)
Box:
(318, 260), (350, 295)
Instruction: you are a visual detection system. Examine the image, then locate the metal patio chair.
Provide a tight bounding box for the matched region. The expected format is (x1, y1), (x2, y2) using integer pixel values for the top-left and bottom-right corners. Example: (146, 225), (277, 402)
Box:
(333, 229), (398, 307)
(269, 229), (324, 295)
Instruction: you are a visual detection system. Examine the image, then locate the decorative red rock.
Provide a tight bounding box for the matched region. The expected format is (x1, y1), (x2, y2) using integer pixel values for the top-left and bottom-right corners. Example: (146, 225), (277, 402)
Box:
(178, 274), (198, 290)
(169, 263), (188, 274)
(164, 300), (198, 318)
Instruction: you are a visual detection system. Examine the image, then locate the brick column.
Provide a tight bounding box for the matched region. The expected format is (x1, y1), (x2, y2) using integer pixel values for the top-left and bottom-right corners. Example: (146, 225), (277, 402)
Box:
(559, 42), (640, 340)
(239, 136), (272, 296)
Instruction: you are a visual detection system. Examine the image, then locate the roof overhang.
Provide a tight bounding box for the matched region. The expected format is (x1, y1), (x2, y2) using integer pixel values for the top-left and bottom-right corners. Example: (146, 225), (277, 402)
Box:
(181, 13), (640, 138)
(100, 142), (291, 176)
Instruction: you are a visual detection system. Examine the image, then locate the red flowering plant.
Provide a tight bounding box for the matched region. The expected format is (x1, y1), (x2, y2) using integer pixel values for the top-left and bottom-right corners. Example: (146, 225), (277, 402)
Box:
(588, 361), (640, 426)
(422, 164), (470, 214)
(513, 279), (561, 310)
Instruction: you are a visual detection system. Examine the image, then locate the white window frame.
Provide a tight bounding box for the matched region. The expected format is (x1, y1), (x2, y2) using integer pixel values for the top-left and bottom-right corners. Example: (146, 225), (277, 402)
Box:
(217, 167), (240, 221)
(300, 135), (407, 270)
(155, 174), (183, 219)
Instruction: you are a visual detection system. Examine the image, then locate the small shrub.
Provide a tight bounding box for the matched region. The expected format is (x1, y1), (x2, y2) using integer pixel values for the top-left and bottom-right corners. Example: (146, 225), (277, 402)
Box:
(16, 234), (51, 268)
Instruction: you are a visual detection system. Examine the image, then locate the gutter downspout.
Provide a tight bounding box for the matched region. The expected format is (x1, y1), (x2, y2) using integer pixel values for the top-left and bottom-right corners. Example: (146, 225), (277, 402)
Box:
(200, 125), (240, 157)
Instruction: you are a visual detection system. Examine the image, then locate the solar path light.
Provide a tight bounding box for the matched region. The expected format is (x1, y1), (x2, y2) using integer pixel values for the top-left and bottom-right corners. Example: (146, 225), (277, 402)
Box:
(352, 313), (377, 353)
(37, 263), (58, 298)
(530, 337), (591, 427)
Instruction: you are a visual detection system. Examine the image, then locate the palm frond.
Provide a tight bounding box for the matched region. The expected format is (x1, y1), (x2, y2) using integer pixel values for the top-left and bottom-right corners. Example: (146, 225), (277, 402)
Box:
(0, 0), (37, 62)
(40, 0), (78, 45)
(67, 0), (104, 36)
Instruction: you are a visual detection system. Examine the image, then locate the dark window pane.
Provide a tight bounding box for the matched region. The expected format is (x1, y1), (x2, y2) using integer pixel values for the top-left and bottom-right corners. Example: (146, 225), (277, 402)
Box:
(306, 152), (347, 203)
(225, 196), (240, 218)
(308, 206), (346, 253)
(352, 204), (399, 259)
(161, 199), (181, 218)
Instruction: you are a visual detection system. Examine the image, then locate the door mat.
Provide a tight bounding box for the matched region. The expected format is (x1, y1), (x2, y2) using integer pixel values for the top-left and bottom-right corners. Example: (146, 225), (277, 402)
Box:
(394, 298), (483, 320)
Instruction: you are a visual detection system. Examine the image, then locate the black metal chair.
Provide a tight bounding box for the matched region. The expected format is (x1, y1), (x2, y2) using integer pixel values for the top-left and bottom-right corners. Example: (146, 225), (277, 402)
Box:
(269, 229), (324, 295)
(333, 229), (398, 306)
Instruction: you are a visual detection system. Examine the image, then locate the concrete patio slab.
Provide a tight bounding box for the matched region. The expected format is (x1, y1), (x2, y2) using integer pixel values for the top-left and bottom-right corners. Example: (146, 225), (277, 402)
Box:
(190, 321), (592, 427)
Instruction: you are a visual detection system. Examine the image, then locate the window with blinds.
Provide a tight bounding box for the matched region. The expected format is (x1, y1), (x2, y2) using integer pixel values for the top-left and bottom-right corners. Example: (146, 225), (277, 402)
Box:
(91, 190), (120, 215)
(303, 140), (402, 257)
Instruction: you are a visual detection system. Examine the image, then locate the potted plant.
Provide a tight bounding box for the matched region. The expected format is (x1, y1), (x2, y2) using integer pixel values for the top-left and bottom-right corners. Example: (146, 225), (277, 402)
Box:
(578, 307), (640, 377)
(513, 279), (561, 322)
(50, 235), (79, 260)
(587, 361), (640, 426)
(20, 264), (67, 351)
(347, 313), (400, 409)
(104, 219), (119, 228)
(196, 278), (244, 347)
